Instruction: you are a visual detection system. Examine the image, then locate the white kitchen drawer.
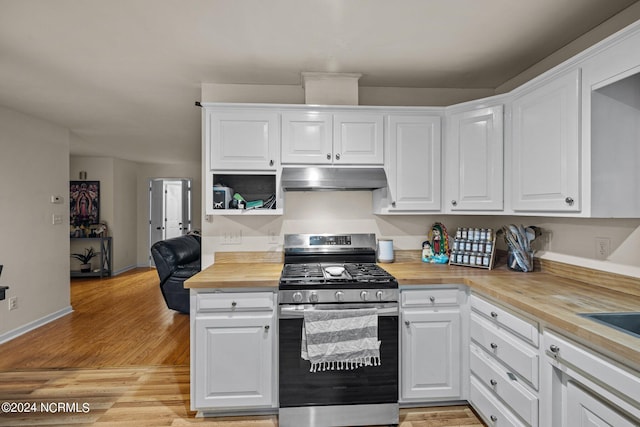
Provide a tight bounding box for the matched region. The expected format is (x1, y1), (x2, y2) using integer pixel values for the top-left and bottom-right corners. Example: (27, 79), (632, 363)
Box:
(471, 343), (538, 426)
(544, 330), (640, 406)
(196, 292), (275, 313)
(470, 376), (528, 427)
(471, 294), (539, 347)
(471, 312), (539, 389)
(401, 288), (459, 308)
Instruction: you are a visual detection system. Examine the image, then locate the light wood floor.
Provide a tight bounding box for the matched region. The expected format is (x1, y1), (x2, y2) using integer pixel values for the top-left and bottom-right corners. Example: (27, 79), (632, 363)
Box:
(0, 268), (485, 426)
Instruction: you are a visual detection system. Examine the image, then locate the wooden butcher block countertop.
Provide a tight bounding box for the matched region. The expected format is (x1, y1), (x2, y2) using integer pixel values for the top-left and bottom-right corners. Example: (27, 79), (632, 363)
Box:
(186, 253), (640, 370)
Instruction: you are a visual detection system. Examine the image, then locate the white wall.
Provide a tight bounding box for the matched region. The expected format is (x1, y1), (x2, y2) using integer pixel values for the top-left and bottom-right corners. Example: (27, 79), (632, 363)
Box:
(70, 156), (139, 274)
(496, 2), (640, 93)
(0, 106), (71, 340)
(113, 158), (138, 273)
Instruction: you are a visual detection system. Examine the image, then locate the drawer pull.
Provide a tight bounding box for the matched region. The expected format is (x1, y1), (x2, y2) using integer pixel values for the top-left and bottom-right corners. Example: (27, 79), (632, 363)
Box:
(231, 301), (237, 308)
(490, 379), (497, 386)
(490, 342), (498, 350)
(429, 296), (435, 303)
(490, 415), (498, 422)
(490, 311), (498, 318)
(550, 344), (560, 354)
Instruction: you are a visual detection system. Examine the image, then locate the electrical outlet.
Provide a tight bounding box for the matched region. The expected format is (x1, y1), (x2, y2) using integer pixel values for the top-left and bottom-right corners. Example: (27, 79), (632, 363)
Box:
(595, 237), (611, 260)
(8, 296), (17, 311)
(222, 230), (242, 245)
(52, 214), (63, 225)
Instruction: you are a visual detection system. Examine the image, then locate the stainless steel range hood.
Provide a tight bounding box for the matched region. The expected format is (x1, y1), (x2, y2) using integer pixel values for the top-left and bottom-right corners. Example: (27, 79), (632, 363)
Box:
(281, 167), (388, 191)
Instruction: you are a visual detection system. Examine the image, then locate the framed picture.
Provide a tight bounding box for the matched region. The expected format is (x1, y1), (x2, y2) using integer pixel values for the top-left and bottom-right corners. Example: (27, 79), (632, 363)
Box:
(70, 181), (100, 226)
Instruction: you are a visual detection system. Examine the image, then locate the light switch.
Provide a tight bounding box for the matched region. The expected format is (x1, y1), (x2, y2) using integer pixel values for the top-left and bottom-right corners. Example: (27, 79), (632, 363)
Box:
(50, 195), (64, 204)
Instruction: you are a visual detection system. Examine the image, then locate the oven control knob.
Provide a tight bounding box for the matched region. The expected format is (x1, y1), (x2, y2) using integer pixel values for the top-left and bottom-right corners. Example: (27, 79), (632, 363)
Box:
(309, 292), (319, 303)
(376, 290), (384, 301)
(335, 291), (345, 302)
(292, 292), (303, 303)
(360, 291), (369, 301)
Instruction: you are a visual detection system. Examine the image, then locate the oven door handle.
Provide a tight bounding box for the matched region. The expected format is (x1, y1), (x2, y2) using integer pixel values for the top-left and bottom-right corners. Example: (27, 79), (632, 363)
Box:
(279, 304), (398, 318)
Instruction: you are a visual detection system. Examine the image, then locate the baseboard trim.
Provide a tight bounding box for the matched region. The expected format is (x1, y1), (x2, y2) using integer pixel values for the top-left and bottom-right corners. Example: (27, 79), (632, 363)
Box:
(0, 306), (73, 344)
(112, 265), (137, 276)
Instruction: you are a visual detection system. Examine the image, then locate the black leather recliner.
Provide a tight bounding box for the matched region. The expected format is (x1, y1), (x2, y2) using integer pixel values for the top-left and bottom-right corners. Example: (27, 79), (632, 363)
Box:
(150, 234), (201, 314)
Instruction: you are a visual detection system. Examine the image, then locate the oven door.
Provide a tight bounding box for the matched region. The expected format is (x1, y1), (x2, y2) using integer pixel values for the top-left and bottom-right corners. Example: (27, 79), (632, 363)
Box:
(278, 302), (398, 408)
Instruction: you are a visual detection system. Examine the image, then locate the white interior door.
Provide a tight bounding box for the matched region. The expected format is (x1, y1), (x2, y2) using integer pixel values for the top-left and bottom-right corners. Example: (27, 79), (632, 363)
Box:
(164, 181), (184, 239)
(149, 178), (192, 266)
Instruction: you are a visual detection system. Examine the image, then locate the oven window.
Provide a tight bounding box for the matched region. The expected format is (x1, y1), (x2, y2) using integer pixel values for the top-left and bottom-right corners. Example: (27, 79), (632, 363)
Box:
(279, 316), (398, 407)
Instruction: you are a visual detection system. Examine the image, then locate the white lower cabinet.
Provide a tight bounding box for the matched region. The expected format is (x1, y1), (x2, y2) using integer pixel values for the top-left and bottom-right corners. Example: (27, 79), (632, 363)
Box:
(471, 376), (528, 427)
(470, 294), (539, 426)
(400, 287), (464, 402)
(191, 291), (276, 412)
(566, 381), (636, 427)
(543, 330), (640, 427)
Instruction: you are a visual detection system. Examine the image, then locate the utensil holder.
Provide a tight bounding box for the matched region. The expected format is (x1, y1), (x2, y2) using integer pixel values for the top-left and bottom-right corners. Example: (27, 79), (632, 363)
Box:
(507, 250), (534, 272)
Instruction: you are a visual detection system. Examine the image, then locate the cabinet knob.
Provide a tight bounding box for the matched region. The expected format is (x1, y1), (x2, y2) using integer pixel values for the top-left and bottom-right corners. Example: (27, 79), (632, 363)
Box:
(451, 200), (457, 206)
(490, 379), (497, 386)
(490, 311), (498, 318)
(264, 325), (270, 331)
(391, 201), (396, 207)
(327, 153), (331, 160)
(490, 342), (498, 350)
(490, 415), (498, 422)
(269, 159), (274, 167)
(404, 320), (410, 326)
(565, 197), (574, 206)
(335, 153), (341, 160)
(231, 301), (237, 308)
(550, 344), (560, 354)
(429, 296), (435, 303)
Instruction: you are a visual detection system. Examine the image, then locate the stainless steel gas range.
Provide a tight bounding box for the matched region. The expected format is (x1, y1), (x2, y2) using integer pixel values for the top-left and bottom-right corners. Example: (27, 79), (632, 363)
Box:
(278, 233), (399, 427)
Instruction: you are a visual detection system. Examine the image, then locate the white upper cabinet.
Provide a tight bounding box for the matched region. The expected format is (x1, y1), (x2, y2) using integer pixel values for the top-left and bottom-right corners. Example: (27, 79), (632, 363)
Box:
(333, 112), (384, 164)
(580, 26), (640, 217)
(510, 69), (581, 212)
(383, 114), (441, 211)
(446, 104), (504, 212)
(281, 111), (333, 164)
(282, 111), (384, 165)
(206, 109), (279, 171)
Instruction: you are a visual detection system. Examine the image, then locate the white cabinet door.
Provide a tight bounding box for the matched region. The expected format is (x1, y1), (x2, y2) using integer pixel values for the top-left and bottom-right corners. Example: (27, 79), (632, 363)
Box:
(401, 309), (461, 401)
(193, 313), (274, 409)
(207, 110), (279, 171)
(447, 105), (503, 211)
(510, 69), (580, 212)
(333, 112), (384, 165)
(387, 115), (441, 211)
(567, 381), (636, 427)
(281, 111), (333, 164)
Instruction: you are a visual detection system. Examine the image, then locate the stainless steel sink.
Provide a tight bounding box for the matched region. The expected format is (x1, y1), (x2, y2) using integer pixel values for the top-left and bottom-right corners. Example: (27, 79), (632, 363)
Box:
(579, 312), (640, 339)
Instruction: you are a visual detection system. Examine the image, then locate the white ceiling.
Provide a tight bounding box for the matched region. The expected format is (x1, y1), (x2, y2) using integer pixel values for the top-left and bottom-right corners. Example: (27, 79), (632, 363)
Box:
(0, 0), (638, 164)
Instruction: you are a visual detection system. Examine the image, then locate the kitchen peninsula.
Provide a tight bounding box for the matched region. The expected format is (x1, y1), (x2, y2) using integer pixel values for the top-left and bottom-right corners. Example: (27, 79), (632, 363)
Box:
(186, 253), (640, 426)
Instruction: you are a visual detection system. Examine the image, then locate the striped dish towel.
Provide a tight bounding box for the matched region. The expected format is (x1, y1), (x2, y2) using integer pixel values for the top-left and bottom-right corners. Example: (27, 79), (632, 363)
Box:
(301, 308), (381, 372)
